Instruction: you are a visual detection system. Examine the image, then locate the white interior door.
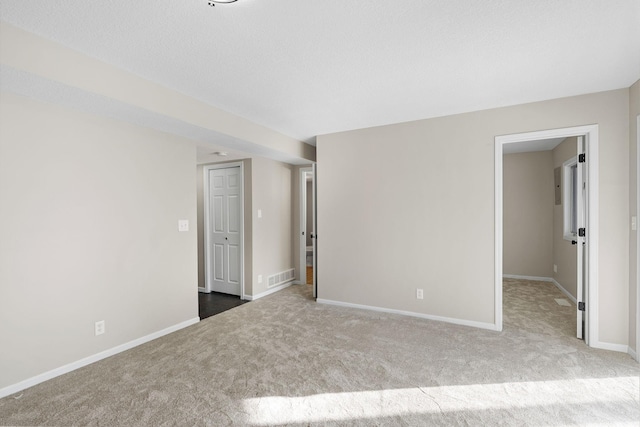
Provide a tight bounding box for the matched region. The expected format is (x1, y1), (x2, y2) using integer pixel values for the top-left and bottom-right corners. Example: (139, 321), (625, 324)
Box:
(576, 136), (587, 340)
(207, 166), (241, 296)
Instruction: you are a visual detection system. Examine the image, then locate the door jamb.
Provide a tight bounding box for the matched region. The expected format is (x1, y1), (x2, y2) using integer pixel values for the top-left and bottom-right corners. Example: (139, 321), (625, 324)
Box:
(495, 125), (599, 346)
(203, 161), (245, 299)
(637, 114), (640, 361)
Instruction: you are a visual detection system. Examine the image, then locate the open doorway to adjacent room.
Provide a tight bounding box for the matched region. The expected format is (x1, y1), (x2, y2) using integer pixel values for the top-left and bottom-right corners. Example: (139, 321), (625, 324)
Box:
(495, 125), (599, 346)
(299, 166), (317, 297)
(196, 149), (250, 320)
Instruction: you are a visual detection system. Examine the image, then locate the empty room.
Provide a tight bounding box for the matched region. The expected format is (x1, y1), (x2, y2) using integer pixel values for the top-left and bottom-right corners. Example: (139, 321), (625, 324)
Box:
(1, 1), (639, 425)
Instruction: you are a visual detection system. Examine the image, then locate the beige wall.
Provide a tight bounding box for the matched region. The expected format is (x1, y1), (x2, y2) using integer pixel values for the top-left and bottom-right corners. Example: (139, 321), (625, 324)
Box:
(251, 157), (295, 296)
(503, 152), (554, 277)
(629, 79), (640, 356)
(552, 137), (578, 298)
(317, 88), (630, 346)
(0, 92), (198, 389)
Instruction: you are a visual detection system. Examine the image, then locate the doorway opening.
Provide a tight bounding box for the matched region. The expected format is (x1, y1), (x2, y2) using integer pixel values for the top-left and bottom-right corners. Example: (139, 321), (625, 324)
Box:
(299, 166), (317, 297)
(203, 162), (245, 298)
(495, 125), (599, 346)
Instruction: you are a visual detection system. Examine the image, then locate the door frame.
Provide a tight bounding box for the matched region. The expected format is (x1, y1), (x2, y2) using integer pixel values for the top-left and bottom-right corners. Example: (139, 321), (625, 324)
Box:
(637, 114), (640, 361)
(203, 161), (245, 298)
(312, 163), (317, 298)
(494, 125), (599, 345)
(298, 163), (318, 298)
(299, 167), (312, 285)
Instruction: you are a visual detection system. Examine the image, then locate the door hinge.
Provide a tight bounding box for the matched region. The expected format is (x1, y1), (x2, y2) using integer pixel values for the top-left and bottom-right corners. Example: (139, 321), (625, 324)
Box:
(578, 302), (585, 311)
(578, 153), (586, 163)
(578, 228), (586, 237)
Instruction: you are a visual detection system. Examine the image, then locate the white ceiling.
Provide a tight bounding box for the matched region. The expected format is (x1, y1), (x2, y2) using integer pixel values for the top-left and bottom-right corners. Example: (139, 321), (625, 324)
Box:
(1, 0), (639, 147)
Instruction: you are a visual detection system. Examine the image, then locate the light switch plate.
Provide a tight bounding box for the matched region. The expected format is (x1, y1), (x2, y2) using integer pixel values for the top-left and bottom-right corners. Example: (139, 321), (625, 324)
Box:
(178, 220), (189, 232)
(257, 209), (262, 219)
(632, 216), (637, 231)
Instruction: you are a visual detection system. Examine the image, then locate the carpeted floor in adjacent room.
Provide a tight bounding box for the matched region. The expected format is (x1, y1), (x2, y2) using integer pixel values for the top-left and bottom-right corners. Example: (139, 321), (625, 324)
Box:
(0, 278), (638, 426)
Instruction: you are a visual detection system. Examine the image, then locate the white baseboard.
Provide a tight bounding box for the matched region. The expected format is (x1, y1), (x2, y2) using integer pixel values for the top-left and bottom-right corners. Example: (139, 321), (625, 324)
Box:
(0, 317), (200, 400)
(503, 274), (577, 304)
(628, 346), (638, 362)
(503, 274), (553, 282)
(198, 287), (208, 293)
(317, 298), (498, 331)
(244, 281), (293, 301)
(590, 340), (630, 354)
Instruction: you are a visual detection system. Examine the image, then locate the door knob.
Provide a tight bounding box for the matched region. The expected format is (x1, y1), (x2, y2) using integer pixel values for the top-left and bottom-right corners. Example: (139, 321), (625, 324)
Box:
(571, 240), (577, 245)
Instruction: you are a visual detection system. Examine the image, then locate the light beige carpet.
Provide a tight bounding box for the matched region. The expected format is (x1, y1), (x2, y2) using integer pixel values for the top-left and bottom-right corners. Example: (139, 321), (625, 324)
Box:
(0, 279), (638, 426)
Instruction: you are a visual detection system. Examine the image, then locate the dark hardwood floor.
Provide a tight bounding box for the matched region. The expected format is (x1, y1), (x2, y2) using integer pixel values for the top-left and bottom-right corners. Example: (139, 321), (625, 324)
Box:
(198, 291), (248, 320)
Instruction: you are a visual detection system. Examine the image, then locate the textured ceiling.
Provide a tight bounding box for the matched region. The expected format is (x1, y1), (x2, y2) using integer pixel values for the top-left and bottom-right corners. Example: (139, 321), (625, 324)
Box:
(1, 0), (639, 145)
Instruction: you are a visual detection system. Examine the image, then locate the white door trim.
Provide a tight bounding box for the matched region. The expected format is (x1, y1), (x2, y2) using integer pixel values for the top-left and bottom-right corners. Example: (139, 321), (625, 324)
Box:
(299, 167), (312, 285)
(637, 114), (640, 361)
(576, 136), (586, 340)
(495, 125), (599, 347)
(203, 161), (245, 298)
(312, 162), (318, 298)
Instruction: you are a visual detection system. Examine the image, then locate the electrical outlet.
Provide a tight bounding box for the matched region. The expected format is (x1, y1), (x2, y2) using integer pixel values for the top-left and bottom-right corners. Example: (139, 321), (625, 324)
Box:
(95, 320), (105, 336)
(178, 220), (189, 232)
(258, 275), (263, 284)
(553, 264), (558, 273)
(416, 289), (424, 300)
